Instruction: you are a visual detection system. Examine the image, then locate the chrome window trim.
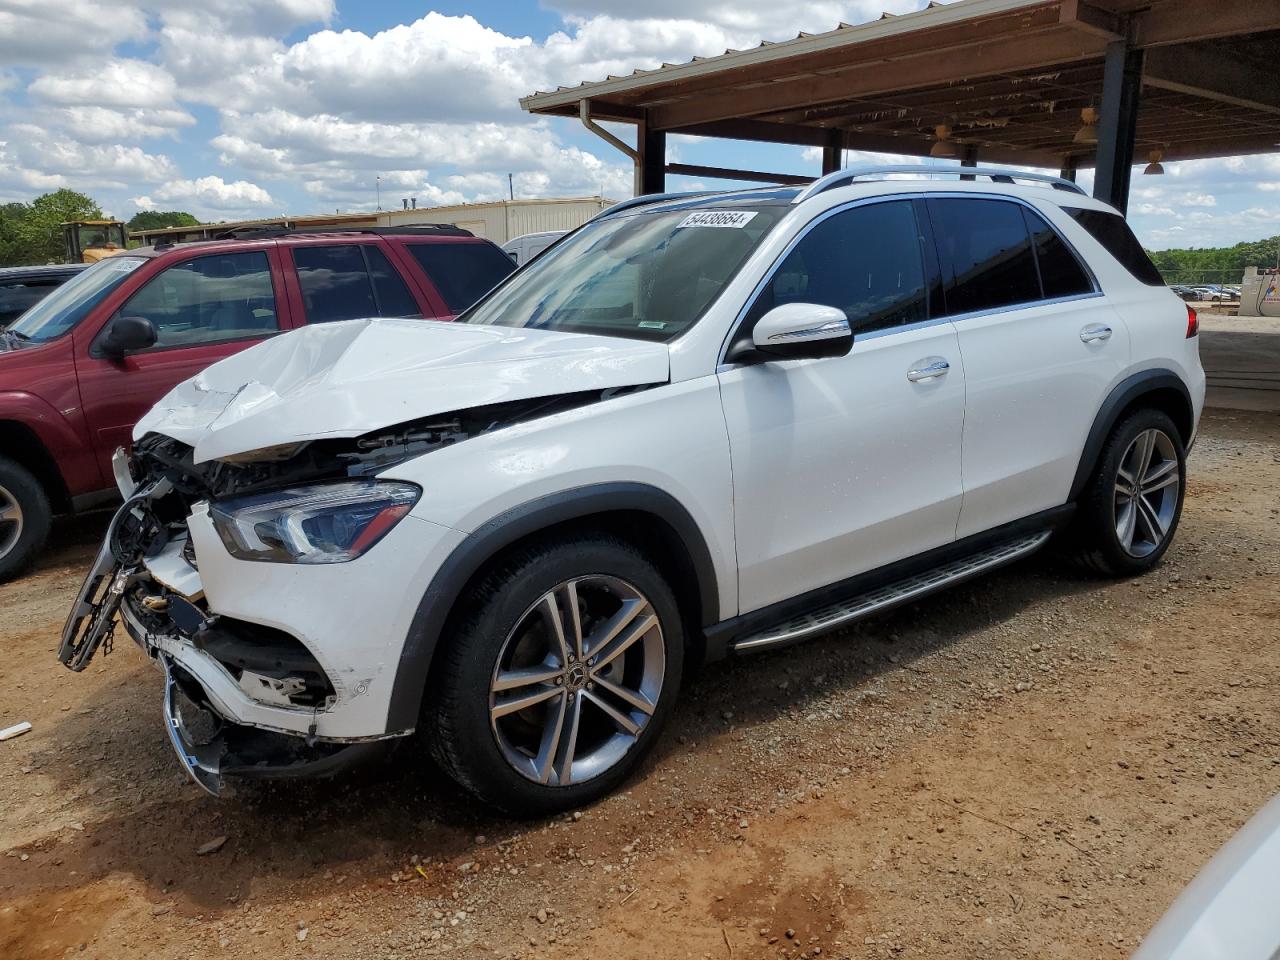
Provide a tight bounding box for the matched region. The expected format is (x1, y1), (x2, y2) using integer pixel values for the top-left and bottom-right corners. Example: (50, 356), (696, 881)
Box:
(717, 190), (1101, 367)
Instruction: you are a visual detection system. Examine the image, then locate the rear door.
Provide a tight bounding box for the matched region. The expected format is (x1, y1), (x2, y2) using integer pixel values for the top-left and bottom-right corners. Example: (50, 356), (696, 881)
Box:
(75, 247), (290, 475)
(284, 239), (438, 324)
(923, 196), (1130, 538)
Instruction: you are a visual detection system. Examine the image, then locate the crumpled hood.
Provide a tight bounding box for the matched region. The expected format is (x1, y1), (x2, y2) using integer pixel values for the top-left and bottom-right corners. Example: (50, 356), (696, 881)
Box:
(135, 318), (671, 464)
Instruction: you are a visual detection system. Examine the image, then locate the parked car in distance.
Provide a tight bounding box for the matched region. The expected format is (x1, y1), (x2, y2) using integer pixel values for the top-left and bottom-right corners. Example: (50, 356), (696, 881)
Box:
(1168, 285), (1197, 302)
(59, 166), (1203, 814)
(0, 264), (88, 326)
(0, 225), (514, 580)
(501, 230), (567, 266)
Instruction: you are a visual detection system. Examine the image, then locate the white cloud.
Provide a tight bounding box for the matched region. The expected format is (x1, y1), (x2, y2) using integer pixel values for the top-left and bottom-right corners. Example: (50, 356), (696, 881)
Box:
(149, 175), (274, 211)
(29, 60), (179, 109)
(0, 127), (176, 193)
(0, 0), (149, 66)
(57, 106), (196, 143)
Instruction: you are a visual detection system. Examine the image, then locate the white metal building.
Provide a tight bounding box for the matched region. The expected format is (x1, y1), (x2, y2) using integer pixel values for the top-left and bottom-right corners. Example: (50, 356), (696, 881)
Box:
(130, 197), (615, 247)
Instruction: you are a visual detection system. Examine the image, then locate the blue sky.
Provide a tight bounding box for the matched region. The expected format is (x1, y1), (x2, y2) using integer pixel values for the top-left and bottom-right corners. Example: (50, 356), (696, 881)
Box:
(1, 0), (1276, 249)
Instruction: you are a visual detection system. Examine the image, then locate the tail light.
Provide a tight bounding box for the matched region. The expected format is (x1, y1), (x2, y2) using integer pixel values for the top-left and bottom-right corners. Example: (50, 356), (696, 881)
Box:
(1185, 304), (1199, 338)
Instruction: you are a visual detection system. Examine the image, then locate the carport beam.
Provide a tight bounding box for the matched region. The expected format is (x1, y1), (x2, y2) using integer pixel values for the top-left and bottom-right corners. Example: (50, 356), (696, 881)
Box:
(1093, 38), (1143, 214)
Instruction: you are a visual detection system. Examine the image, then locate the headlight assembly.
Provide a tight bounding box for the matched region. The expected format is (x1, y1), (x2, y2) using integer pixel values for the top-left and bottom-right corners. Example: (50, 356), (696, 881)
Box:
(210, 480), (420, 564)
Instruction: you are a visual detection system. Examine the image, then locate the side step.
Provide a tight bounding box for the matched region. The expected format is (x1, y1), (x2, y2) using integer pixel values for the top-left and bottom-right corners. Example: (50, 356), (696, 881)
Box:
(733, 531), (1052, 653)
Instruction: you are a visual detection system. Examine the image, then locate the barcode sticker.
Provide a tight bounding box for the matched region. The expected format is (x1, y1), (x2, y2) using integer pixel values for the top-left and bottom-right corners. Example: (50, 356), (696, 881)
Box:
(676, 211), (758, 229)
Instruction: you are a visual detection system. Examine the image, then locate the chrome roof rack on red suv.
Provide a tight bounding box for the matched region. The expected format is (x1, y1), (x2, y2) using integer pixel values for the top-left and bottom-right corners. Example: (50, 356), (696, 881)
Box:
(794, 164), (1087, 202)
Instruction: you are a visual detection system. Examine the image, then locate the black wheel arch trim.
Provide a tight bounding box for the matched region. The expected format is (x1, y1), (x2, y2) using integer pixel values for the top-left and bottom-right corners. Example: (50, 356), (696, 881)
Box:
(384, 481), (721, 732)
(1068, 369), (1193, 502)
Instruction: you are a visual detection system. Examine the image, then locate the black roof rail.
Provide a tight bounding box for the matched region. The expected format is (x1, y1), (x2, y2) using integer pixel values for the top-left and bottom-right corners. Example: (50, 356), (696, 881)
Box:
(213, 224), (475, 241)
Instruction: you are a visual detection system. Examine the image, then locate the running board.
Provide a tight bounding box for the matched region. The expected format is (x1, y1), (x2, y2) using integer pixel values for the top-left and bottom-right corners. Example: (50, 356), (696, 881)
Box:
(733, 531), (1052, 653)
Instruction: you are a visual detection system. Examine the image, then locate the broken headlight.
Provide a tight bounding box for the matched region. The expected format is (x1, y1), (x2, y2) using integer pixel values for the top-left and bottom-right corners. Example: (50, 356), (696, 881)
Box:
(210, 480), (420, 564)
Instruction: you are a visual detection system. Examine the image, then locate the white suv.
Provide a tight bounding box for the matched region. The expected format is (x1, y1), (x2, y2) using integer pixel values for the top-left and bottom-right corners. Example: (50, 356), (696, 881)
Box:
(60, 166), (1205, 814)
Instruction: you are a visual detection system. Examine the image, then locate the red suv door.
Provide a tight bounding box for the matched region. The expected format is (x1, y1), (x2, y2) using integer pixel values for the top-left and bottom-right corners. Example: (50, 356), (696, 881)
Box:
(74, 246), (293, 478)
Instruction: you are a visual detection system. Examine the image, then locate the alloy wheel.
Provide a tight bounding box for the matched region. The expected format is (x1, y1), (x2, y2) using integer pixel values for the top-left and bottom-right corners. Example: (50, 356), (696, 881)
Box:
(489, 575), (665, 787)
(0, 482), (23, 559)
(1113, 428), (1180, 558)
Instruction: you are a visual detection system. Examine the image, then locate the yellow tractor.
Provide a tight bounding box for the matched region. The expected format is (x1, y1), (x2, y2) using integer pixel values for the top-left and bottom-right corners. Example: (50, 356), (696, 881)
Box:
(62, 220), (129, 263)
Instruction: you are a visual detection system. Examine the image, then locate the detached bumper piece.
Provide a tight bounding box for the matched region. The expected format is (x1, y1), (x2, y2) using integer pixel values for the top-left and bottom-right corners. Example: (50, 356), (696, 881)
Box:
(161, 657), (386, 797)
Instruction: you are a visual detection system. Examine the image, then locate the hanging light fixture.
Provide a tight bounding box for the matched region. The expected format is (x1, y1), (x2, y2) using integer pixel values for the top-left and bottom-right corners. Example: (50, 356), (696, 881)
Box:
(929, 123), (958, 158)
(1073, 106), (1099, 145)
(1143, 149), (1165, 175)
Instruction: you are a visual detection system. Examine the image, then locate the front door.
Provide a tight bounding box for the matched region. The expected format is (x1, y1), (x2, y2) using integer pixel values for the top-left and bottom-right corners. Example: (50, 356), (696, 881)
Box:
(75, 248), (291, 477)
(718, 199), (966, 614)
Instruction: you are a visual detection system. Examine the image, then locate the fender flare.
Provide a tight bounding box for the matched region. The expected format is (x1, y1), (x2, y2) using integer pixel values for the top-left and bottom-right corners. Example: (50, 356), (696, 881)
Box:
(1068, 368), (1193, 501)
(384, 482), (721, 732)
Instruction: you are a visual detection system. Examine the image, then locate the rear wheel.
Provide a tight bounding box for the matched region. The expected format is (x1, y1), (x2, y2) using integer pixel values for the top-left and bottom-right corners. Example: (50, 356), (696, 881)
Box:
(0, 455), (52, 583)
(428, 536), (683, 816)
(1068, 409), (1186, 577)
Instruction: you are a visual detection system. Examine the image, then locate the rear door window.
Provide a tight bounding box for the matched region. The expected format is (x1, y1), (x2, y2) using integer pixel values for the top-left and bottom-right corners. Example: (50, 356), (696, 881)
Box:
(406, 241), (516, 313)
(926, 198), (1040, 317)
(1021, 208), (1093, 299)
(293, 245), (377, 323)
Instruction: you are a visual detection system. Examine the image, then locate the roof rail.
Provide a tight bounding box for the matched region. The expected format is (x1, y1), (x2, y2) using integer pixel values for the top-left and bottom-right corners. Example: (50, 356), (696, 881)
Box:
(793, 164), (1087, 202)
(595, 191), (715, 219)
(213, 224), (475, 241)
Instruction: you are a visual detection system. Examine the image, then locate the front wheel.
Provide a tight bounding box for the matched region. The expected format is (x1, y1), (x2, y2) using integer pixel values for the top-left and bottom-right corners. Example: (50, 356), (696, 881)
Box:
(0, 455), (53, 583)
(1068, 408), (1186, 577)
(428, 536), (684, 816)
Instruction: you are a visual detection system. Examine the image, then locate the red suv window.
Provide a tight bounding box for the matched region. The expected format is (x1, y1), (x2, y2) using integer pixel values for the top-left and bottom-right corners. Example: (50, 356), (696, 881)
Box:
(405, 241), (515, 313)
(294, 244), (422, 323)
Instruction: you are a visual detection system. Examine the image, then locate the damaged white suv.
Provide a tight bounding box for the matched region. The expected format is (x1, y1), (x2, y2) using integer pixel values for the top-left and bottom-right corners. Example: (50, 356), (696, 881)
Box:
(60, 167), (1204, 814)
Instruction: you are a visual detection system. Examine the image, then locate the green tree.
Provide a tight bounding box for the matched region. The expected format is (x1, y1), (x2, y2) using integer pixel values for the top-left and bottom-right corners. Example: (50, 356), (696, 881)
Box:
(127, 210), (200, 232)
(18, 189), (104, 264)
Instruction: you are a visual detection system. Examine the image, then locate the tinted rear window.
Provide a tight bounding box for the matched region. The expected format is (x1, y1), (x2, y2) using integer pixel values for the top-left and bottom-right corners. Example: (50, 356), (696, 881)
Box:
(1065, 208), (1165, 286)
(294, 245), (378, 323)
(407, 241), (515, 313)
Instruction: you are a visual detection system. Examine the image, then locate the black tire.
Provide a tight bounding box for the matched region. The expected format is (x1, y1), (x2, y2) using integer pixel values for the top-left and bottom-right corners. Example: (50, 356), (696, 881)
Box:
(427, 535), (684, 817)
(0, 455), (53, 583)
(1067, 408), (1186, 577)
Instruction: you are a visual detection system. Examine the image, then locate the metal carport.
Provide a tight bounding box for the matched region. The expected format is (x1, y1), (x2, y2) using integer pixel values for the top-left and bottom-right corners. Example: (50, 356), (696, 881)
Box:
(521, 0), (1280, 213)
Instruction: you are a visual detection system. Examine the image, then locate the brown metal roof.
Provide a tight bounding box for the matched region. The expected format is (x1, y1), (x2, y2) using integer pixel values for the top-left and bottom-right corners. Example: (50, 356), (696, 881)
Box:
(522, 0), (1280, 168)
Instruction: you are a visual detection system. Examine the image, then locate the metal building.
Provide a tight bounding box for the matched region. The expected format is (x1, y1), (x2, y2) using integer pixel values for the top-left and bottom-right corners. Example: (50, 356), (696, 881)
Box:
(129, 197), (614, 247)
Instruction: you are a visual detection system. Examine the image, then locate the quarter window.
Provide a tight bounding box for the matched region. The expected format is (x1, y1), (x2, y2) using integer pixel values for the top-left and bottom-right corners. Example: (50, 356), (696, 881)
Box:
(926, 198), (1040, 316)
(118, 251), (278, 349)
(1065, 207), (1166, 286)
(407, 241), (516, 313)
(747, 200), (929, 337)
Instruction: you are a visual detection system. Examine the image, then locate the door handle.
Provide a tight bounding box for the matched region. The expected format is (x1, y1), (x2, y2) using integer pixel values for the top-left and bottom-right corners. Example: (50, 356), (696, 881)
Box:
(906, 359), (950, 382)
(1080, 323), (1113, 343)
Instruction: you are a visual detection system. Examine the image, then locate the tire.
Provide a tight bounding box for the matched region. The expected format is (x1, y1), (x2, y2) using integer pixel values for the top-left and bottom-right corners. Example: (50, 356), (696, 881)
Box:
(1067, 408), (1186, 577)
(0, 455), (53, 583)
(427, 535), (684, 816)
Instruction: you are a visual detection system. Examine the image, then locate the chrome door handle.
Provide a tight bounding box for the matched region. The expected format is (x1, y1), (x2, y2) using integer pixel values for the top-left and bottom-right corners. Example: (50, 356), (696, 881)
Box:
(1080, 323), (1113, 343)
(906, 359), (950, 382)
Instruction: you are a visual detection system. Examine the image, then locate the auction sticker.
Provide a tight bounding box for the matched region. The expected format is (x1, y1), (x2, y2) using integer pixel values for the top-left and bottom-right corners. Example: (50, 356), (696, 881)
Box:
(676, 210), (758, 229)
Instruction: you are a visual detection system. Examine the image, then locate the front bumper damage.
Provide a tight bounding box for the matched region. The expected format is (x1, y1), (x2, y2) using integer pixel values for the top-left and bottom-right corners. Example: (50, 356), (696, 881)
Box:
(59, 490), (391, 796)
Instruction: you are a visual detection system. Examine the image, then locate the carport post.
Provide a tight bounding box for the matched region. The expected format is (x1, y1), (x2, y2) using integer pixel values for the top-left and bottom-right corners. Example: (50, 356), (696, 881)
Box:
(960, 145), (979, 181)
(1093, 38), (1143, 215)
(639, 119), (666, 195)
(1060, 155), (1078, 182)
(821, 129), (845, 174)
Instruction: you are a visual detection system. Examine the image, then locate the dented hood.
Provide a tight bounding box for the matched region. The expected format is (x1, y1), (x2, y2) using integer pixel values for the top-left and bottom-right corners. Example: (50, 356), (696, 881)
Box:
(135, 318), (671, 464)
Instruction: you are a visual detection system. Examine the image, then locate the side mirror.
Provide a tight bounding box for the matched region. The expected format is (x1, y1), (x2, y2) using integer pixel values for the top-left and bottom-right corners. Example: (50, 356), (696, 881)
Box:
(97, 315), (157, 359)
(729, 303), (852, 363)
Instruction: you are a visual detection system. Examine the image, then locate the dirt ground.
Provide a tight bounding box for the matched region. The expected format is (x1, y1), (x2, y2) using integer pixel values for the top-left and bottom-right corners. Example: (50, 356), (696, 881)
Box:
(2, 408), (1278, 960)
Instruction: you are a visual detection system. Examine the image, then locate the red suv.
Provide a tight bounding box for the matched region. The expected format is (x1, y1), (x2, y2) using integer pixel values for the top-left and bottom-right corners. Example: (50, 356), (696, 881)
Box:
(0, 225), (515, 579)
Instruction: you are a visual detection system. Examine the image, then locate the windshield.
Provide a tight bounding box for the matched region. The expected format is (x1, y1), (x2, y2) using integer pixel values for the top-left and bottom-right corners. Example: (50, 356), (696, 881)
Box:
(6, 256), (146, 344)
(460, 206), (785, 342)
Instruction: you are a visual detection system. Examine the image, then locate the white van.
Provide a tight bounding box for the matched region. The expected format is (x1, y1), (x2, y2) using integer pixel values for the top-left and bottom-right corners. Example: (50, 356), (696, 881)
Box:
(501, 230), (566, 266)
